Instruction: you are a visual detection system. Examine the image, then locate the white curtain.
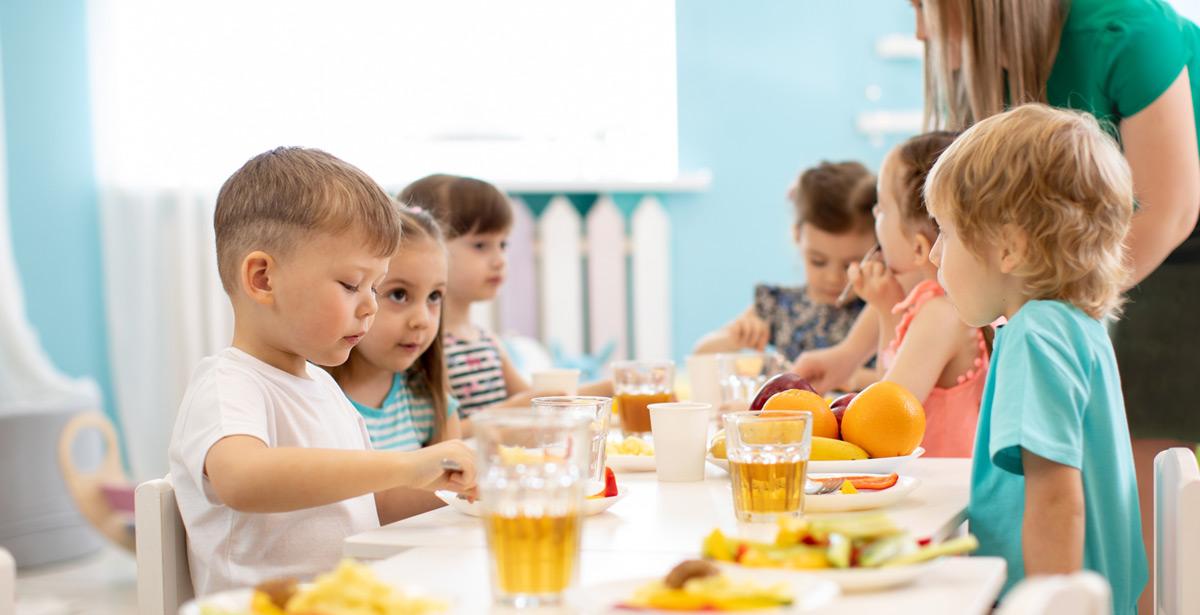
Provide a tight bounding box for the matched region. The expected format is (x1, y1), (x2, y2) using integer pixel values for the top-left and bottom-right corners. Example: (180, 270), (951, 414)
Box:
(0, 44), (99, 413)
(99, 189), (231, 481)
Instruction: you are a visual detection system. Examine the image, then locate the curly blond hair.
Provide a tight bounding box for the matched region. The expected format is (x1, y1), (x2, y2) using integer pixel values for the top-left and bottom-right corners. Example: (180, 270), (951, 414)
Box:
(925, 104), (1133, 319)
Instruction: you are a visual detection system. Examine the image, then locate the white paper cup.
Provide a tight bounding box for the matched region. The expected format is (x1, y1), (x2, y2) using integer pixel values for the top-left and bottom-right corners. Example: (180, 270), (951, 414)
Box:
(531, 369), (580, 396)
(685, 354), (720, 405)
(648, 402), (713, 482)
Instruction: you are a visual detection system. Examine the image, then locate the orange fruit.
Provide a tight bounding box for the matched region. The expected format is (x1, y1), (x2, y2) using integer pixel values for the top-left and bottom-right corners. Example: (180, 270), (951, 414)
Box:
(761, 389), (839, 440)
(840, 381), (926, 458)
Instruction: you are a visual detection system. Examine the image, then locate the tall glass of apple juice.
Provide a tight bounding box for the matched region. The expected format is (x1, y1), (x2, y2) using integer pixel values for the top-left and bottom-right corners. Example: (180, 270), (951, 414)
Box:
(473, 409), (591, 609)
(725, 410), (813, 523)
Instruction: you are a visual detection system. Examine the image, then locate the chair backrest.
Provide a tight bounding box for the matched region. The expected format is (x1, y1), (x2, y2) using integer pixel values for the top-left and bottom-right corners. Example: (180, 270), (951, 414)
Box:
(135, 478), (193, 615)
(0, 547), (14, 615)
(1155, 447), (1200, 615)
(996, 571), (1112, 615)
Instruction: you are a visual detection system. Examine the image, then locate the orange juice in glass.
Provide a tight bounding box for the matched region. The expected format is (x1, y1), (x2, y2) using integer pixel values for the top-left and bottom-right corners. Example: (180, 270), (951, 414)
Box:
(725, 410), (812, 523)
(611, 360), (676, 436)
(473, 410), (590, 608)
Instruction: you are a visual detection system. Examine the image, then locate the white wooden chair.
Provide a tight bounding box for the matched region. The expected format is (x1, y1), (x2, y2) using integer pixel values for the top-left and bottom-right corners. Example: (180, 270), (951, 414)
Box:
(1154, 447), (1200, 615)
(0, 547), (14, 615)
(135, 478), (193, 615)
(996, 571), (1111, 615)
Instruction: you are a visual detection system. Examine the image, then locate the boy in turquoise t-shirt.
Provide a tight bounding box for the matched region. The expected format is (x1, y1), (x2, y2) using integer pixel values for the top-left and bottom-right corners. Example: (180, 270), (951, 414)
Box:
(924, 104), (1148, 614)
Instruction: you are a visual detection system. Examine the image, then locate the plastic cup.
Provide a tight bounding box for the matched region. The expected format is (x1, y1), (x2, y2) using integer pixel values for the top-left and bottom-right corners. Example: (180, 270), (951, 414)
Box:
(648, 402), (712, 482)
(531, 368), (581, 396)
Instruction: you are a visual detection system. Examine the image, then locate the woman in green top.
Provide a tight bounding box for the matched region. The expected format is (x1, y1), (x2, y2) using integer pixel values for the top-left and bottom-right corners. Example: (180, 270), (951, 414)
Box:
(913, 0), (1200, 610)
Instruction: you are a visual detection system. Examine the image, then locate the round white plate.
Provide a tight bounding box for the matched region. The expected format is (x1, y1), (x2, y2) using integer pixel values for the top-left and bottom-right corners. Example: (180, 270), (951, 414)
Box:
(434, 490), (627, 517)
(717, 558), (943, 593)
(179, 583), (449, 614)
(606, 454), (656, 472)
(576, 570), (838, 614)
(803, 474), (918, 512)
(809, 447), (925, 474)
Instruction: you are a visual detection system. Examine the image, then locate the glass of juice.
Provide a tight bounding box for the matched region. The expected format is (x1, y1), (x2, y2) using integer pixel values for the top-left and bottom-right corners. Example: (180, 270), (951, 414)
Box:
(473, 409), (591, 609)
(610, 360), (676, 436)
(725, 410), (812, 523)
(531, 396), (612, 491)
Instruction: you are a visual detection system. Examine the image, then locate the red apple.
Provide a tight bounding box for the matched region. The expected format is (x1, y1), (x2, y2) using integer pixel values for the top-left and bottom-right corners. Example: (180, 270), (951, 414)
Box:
(830, 393), (855, 437)
(749, 373), (817, 411)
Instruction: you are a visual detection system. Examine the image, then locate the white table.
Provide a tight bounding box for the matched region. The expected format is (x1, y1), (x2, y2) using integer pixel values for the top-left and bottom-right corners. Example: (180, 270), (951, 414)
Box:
(370, 547), (1006, 614)
(345, 458), (973, 560)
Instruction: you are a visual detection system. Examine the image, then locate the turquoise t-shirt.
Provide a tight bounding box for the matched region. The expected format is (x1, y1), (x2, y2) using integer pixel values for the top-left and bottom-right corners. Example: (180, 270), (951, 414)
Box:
(968, 301), (1147, 613)
(349, 372), (460, 451)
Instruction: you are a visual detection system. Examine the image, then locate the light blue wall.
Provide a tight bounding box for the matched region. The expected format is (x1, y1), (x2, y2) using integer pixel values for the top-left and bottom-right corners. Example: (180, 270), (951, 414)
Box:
(1, 1), (118, 426)
(666, 0), (923, 363)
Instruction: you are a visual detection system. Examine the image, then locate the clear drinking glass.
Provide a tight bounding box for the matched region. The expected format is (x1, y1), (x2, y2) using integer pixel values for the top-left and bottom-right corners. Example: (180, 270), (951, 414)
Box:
(531, 396), (612, 490)
(715, 351), (789, 414)
(610, 360), (676, 436)
(725, 410), (813, 523)
(473, 409), (591, 609)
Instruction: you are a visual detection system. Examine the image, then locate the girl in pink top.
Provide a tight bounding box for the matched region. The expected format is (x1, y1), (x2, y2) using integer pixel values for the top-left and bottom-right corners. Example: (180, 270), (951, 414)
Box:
(850, 132), (989, 457)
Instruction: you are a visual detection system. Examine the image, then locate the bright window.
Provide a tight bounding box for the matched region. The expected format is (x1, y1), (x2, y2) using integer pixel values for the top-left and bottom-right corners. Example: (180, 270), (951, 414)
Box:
(86, 1), (678, 188)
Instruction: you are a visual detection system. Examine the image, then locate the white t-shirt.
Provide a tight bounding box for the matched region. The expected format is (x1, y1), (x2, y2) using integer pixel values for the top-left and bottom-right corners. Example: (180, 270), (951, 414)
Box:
(168, 347), (380, 596)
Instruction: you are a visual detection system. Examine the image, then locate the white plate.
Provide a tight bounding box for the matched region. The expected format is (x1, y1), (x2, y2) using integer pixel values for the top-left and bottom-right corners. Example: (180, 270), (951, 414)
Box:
(808, 447), (924, 474)
(702, 448), (927, 474)
(803, 474), (918, 512)
(434, 490), (627, 517)
(717, 558), (943, 593)
(576, 570), (839, 614)
(179, 583), (448, 614)
(606, 454), (656, 472)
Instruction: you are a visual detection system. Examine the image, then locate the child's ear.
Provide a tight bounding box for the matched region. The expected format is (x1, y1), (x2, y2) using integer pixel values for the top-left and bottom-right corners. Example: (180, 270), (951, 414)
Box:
(998, 224), (1027, 274)
(240, 251), (276, 305)
(912, 232), (934, 266)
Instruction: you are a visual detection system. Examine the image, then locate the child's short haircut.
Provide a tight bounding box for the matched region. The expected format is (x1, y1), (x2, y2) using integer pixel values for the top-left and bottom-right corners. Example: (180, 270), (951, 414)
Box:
(214, 147), (403, 294)
(398, 174), (512, 239)
(793, 161), (875, 235)
(893, 131), (959, 241)
(925, 104), (1133, 319)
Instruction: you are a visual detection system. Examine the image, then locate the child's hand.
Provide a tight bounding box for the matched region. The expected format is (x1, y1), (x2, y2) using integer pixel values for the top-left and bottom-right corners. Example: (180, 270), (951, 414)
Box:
(848, 260), (906, 312)
(791, 346), (856, 394)
(405, 440), (477, 493)
(726, 310), (770, 351)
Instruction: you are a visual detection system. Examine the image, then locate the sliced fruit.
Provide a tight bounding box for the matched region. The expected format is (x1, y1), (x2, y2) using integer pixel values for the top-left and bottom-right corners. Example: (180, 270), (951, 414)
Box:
(841, 473), (899, 490)
(811, 436), (869, 461)
(839, 480), (858, 494)
(603, 466), (618, 497)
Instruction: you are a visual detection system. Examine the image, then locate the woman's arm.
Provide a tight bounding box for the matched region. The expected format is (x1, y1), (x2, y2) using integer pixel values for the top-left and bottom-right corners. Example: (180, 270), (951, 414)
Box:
(1022, 449), (1085, 576)
(1121, 67), (1200, 284)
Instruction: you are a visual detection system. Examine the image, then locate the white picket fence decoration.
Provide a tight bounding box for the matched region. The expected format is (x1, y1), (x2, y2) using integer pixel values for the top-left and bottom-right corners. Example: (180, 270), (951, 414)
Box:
(477, 193), (671, 364)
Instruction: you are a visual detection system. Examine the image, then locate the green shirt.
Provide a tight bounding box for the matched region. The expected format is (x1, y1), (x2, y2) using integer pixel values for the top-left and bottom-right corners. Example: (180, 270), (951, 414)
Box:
(968, 301), (1148, 614)
(1048, 0), (1200, 245)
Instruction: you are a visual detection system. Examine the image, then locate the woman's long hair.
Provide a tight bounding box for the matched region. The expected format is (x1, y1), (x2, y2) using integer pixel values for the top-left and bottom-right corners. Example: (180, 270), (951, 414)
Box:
(922, 0), (1068, 130)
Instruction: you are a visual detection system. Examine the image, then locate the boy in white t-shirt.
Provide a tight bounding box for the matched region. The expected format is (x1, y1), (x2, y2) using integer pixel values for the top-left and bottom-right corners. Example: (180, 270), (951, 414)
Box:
(167, 147), (476, 596)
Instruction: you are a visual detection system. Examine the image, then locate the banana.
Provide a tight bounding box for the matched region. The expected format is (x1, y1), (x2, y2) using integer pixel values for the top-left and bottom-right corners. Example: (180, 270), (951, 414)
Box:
(811, 436), (869, 461)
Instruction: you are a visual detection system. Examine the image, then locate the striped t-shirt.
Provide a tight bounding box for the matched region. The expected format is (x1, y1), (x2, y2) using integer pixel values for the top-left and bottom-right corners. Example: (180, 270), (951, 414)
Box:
(348, 372), (458, 451)
(445, 327), (508, 418)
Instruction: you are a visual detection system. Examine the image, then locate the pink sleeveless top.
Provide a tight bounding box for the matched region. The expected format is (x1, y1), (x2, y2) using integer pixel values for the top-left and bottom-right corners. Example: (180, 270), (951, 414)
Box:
(880, 280), (988, 458)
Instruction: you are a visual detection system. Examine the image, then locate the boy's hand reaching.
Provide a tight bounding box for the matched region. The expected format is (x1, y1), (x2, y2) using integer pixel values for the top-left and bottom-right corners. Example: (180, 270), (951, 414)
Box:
(726, 309), (770, 351)
(848, 259), (906, 312)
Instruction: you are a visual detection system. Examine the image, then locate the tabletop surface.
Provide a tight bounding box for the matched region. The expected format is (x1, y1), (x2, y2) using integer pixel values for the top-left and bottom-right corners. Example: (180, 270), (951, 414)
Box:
(345, 458), (973, 560)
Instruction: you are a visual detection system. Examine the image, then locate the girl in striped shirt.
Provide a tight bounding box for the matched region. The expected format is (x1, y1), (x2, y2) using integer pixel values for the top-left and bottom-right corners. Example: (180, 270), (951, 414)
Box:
(400, 175), (612, 436)
(330, 207), (462, 453)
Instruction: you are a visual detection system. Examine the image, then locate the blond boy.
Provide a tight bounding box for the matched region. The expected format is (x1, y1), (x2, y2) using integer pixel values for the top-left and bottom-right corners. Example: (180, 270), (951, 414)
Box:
(168, 148), (475, 595)
(926, 104), (1147, 613)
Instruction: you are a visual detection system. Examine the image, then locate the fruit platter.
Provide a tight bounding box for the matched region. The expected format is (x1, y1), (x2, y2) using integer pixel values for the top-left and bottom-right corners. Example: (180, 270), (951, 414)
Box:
(606, 435), (657, 472)
(702, 514), (978, 591)
(708, 376), (927, 475)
